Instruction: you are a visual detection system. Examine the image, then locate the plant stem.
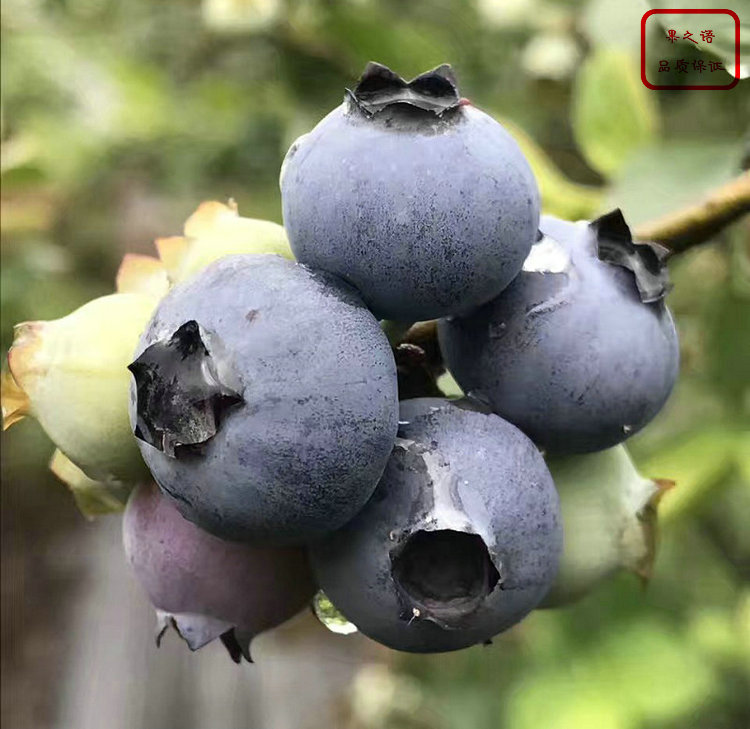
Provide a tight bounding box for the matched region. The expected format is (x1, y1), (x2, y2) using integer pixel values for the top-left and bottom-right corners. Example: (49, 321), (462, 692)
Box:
(382, 320), (415, 347)
(634, 172), (750, 254)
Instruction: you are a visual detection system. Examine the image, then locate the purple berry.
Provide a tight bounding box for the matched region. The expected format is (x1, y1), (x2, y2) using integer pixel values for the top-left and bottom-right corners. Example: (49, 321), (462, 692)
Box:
(310, 398), (561, 653)
(128, 254), (398, 544)
(123, 483), (316, 662)
(439, 210), (679, 454)
(281, 63), (539, 321)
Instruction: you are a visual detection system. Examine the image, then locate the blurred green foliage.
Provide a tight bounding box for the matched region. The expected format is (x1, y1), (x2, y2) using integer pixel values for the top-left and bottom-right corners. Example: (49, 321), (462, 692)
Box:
(1, 1), (748, 728)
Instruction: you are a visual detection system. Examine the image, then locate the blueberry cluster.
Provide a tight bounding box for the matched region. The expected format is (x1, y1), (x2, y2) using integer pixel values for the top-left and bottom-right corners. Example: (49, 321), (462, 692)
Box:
(125, 63), (678, 658)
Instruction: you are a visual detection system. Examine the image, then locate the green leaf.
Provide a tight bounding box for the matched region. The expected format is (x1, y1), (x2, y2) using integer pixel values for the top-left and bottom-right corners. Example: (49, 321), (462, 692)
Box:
(572, 49), (659, 178)
(582, 0), (651, 52)
(606, 139), (741, 225)
(295, 4), (456, 79)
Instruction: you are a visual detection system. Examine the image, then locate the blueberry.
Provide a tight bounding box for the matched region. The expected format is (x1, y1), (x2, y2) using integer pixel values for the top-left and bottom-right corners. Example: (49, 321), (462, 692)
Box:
(539, 445), (672, 608)
(281, 63), (540, 321)
(123, 483), (315, 662)
(438, 210), (679, 454)
(309, 398), (562, 653)
(128, 254), (399, 544)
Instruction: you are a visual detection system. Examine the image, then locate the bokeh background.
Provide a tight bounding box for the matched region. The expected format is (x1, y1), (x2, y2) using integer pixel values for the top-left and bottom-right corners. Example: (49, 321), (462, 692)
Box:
(1, 0), (748, 728)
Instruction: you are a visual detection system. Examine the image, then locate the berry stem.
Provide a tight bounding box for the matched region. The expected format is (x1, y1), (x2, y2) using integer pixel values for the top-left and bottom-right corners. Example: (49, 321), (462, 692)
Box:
(381, 320), (415, 348)
(634, 172), (749, 254)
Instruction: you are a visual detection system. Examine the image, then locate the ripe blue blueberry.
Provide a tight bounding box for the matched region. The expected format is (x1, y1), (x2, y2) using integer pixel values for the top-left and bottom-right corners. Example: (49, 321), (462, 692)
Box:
(309, 398), (562, 653)
(281, 63), (540, 321)
(128, 254), (399, 544)
(124, 483), (315, 662)
(438, 210), (680, 454)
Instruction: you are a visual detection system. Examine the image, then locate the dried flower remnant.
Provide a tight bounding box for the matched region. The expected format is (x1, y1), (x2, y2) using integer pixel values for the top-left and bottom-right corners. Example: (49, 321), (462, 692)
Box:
(129, 321), (243, 458)
(592, 208), (672, 304)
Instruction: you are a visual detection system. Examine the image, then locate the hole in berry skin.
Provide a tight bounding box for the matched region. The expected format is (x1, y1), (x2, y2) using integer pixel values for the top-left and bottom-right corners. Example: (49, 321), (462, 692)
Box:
(391, 529), (500, 624)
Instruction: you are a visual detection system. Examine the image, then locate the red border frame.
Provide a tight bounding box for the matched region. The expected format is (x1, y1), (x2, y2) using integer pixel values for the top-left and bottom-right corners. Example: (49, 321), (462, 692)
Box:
(641, 9), (740, 90)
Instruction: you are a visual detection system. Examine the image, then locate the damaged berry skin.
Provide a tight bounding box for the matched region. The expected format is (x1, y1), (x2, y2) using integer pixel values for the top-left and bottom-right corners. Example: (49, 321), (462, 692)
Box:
(281, 63), (539, 322)
(123, 483), (315, 662)
(309, 398), (562, 654)
(129, 254), (398, 544)
(438, 212), (679, 454)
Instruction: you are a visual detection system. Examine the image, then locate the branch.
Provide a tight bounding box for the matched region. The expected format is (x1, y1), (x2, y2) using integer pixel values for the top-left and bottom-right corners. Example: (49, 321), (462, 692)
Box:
(634, 172), (750, 254)
(396, 174), (749, 396)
